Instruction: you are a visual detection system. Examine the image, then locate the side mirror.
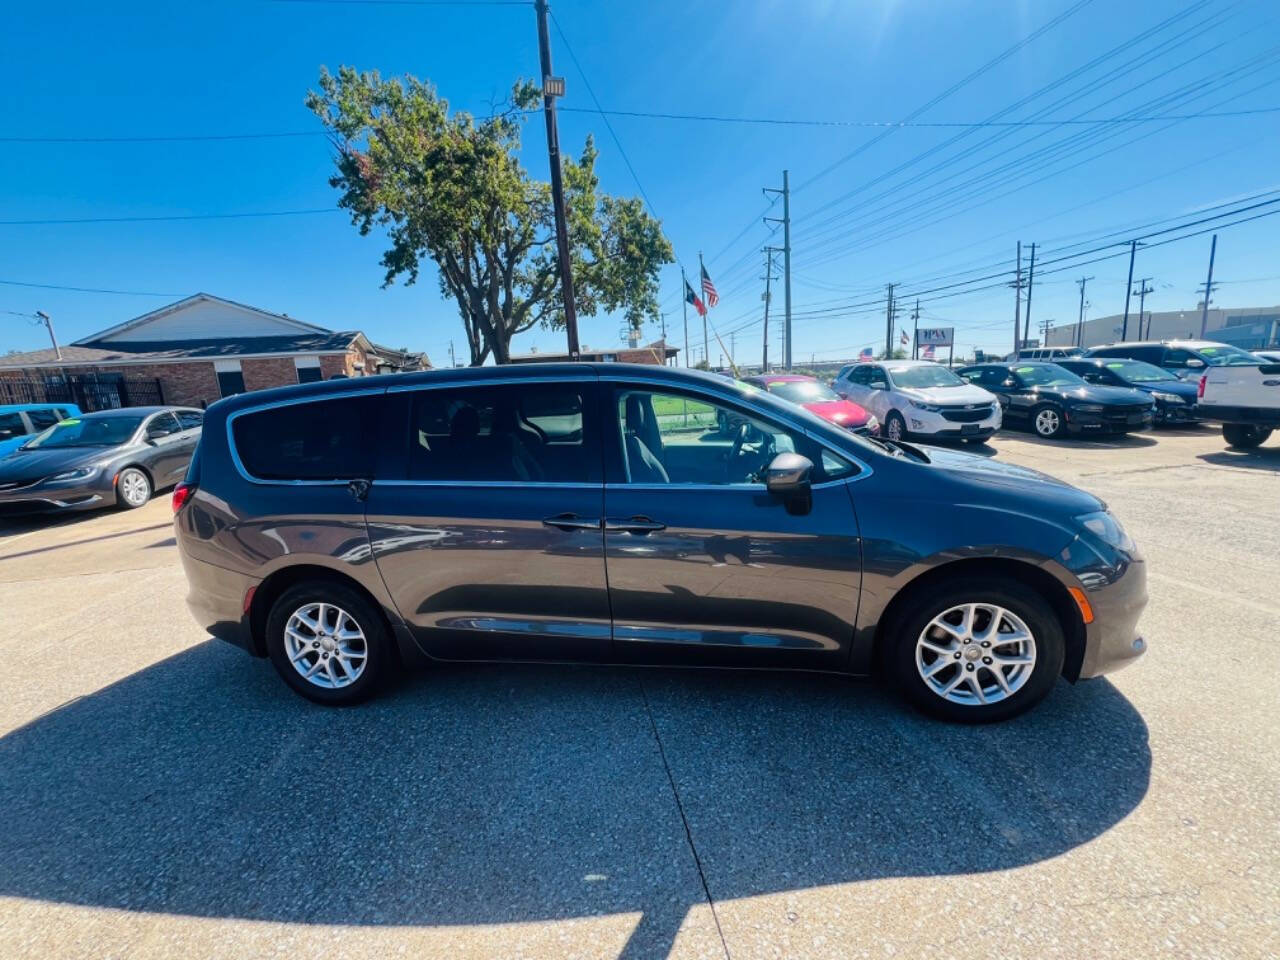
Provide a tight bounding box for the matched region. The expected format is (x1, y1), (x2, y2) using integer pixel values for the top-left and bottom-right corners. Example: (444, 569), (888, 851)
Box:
(764, 452), (813, 515)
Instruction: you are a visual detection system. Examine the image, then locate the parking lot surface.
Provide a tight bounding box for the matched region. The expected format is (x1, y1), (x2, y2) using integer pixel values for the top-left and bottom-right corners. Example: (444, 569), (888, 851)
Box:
(1, 427), (1277, 959)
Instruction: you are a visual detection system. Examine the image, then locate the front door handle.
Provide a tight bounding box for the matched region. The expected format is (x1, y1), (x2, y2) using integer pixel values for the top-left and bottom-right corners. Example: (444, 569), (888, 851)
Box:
(542, 513), (602, 532)
(605, 516), (667, 534)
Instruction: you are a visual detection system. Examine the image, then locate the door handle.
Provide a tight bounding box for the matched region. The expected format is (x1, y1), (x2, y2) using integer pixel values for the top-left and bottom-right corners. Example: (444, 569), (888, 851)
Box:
(605, 516), (667, 534)
(542, 513), (602, 532)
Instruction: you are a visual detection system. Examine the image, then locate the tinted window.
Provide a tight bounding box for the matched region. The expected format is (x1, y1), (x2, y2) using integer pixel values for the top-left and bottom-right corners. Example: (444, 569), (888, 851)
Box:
(147, 412), (182, 438)
(867, 367), (889, 388)
(409, 384), (596, 483)
(233, 395), (381, 480)
(848, 366), (872, 385)
(176, 410), (204, 430)
(0, 413), (23, 440)
(26, 409), (61, 430)
(297, 365), (323, 384)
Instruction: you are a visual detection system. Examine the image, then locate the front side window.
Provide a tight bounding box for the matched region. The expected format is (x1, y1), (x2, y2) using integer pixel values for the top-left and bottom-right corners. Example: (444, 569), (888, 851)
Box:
(1195, 344), (1260, 366)
(409, 384), (596, 483)
(232, 395), (380, 480)
(616, 389), (844, 486)
(146, 412), (182, 438)
(867, 367), (889, 389)
(26, 409), (61, 430)
(0, 413), (24, 440)
(847, 366), (872, 385)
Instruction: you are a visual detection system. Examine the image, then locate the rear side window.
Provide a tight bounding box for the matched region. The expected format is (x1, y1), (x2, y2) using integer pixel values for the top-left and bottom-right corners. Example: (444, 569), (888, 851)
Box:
(0, 413), (23, 440)
(232, 394), (381, 480)
(176, 410), (204, 430)
(408, 384), (597, 483)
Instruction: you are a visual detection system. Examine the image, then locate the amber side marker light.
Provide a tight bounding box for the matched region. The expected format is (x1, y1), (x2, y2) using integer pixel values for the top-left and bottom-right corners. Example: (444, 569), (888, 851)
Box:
(1068, 586), (1095, 624)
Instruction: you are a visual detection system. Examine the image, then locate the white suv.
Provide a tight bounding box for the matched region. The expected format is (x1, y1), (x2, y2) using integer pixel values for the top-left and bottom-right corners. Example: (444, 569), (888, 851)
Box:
(833, 360), (1002, 443)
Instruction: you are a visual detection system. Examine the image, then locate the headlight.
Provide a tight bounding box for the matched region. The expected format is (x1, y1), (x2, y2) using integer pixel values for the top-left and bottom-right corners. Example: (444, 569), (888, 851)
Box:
(908, 399), (941, 412)
(1076, 510), (1135, 554)
(1072, 403), (1105, 413)
(1150, 391), (1184, 404)
(48, 466), (98, 482)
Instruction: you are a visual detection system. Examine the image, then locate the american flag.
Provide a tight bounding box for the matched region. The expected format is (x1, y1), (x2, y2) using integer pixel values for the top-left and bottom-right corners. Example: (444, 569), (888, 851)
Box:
(700, 265), (719, 308)
(858, 347), (874, 361)
(922, 344), (935, 359)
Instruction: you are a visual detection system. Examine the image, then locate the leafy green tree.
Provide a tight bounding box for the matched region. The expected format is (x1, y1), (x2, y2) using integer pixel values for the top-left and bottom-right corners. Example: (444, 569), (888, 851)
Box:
(307, 67), (673, 364)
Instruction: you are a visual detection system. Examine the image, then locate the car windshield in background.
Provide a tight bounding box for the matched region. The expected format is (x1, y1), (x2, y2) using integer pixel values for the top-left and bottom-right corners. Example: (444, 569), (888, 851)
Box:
(1104, 360), (1176, 383)
(1014, 364), (1086, 388)
(1197, 344), (1260, 366)
(890, 365), (967, 389)
(766, 380), (839, 403)
(25, 415), (144, 449)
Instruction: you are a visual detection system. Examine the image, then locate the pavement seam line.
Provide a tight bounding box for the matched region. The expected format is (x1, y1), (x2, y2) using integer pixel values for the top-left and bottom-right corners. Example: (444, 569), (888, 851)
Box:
(637, 677), (731, 960)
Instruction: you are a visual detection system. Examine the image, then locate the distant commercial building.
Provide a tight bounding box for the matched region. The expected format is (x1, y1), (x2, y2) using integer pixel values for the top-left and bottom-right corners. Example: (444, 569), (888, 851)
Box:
(1046, 304), (1280, 349)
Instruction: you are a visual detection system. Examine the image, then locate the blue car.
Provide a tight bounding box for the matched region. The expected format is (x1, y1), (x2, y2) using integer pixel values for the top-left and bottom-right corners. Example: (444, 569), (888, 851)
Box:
(0, 403), (83, 457)
(1056, 358), (1199, 425)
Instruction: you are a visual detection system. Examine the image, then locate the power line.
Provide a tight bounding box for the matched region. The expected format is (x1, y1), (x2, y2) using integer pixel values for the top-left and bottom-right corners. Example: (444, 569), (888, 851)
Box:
(0, 208), (339, 226)
(0, 278), (179, 296)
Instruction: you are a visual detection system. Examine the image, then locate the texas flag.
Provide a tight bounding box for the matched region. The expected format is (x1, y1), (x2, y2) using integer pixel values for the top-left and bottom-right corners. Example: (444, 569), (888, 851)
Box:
(685, 278), (706, 317)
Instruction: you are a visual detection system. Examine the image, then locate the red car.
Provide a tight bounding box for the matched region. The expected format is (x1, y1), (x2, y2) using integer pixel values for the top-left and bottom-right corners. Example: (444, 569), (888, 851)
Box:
(742, 374), (880, 436)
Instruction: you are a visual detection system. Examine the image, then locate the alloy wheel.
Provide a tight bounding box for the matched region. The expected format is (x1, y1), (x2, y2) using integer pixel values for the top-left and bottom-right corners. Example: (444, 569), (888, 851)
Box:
(915, 602), (1037, 706)
(1034, 409), (1060, 437)
(283, 602), (368, 689)
(119, 470), (150, 506)
(886, 415), (904, 441)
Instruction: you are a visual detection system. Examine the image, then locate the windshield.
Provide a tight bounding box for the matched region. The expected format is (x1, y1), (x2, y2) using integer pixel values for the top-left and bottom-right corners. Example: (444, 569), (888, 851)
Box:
(1197, 344), (1260, 366)
(24, 415), (143, 449)
(1013, 364), (1086, 388)
(1102, 359), (1176, 383)
(888, 365), (967, 389)
(765, 380), (839, 403)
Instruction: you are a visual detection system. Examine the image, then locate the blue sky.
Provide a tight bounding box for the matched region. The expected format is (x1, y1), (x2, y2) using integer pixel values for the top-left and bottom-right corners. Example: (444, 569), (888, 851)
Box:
(3, 0), (1279, 366)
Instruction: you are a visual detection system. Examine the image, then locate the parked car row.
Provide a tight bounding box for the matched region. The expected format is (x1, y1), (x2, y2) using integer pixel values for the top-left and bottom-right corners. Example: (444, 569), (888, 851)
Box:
(0, 405), (203, 515)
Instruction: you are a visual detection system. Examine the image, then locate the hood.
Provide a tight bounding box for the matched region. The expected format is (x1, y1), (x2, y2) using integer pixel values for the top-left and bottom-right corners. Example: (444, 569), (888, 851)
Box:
(1049, 384), (1151, 406)
(1137, 378), (1198, 400)
(0, 446), (110, 482)
(802, 398), (871, 426)
(897, 382), (995, 406)
(915, 443), (1103, 514)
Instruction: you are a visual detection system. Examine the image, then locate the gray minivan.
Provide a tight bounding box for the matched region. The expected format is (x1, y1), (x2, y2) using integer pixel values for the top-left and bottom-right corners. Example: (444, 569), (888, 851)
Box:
(175, 364), (1147, 722)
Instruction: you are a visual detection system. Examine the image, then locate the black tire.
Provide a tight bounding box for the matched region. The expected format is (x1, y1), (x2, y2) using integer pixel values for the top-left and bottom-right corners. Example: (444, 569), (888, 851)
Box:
(1223, 423), (1271, 449)
(884, 410), (908, 442)
(115, 466), (152, 510)
(884, 577), (1065, 723)
(1030, 403), (1066, 439)
(266, 581), (391, 705)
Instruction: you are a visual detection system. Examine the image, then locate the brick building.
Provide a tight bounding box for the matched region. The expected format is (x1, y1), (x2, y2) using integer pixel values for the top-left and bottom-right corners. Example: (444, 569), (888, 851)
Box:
(0, 293), (427, 409)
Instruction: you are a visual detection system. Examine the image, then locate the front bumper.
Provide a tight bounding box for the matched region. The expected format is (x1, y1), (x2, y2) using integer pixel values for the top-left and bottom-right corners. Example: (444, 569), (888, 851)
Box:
(0, 475), (115, 515)
(905, 406), (1001, 439)
(1077, 556), (1148, 680)
(1154, 402), (1199, 424)
(1064, 408), (1153, 434)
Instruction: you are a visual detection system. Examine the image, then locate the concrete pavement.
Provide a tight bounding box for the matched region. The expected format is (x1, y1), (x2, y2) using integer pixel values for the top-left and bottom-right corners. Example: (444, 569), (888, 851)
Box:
(0, 425), (1276, 959)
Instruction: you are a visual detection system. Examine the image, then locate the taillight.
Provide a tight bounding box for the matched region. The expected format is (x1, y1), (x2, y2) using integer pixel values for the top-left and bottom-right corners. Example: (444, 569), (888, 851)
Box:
(172, 482), (197, 514)
(1197, 374), (1207, 399)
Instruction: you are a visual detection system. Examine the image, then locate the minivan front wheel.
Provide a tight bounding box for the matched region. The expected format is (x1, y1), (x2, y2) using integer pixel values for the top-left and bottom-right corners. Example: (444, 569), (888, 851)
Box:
(887, 578), (1064, 722)
(266, 582), (389, 704)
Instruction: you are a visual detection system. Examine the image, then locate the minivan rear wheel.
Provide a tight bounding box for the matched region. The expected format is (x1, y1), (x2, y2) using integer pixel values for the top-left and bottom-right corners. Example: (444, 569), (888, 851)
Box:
(886, 578), (1064, 722)
(266, 582), (389, 705)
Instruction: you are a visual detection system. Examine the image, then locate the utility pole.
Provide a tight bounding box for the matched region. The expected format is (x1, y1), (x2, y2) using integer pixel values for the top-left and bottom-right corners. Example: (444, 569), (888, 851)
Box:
(763, 171), (792, 369)
(1199, 234), (1218, 337)
(698, 251), (709, 370)
(911, 299), (920, 359)
(1023, 242), (1037, 348)
(1012, 241), (1023, 355)
(1133, 278), (1153, 340)
(534, 0), (578, 360)
(448, 339), (455, 368)
(729, 331), (736, 366)
(681, 267), (690, 368)
(1121, 239), (1137, 341)
(884, 283), (896, 358)
(1075, 276), (1093, 347)
(33, 310), (63, 361)
(761, 246), (780, 373)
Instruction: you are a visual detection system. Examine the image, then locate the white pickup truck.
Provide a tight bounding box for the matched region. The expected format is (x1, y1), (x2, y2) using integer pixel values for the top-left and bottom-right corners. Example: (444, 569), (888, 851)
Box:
(1197, 361), (1280, 448)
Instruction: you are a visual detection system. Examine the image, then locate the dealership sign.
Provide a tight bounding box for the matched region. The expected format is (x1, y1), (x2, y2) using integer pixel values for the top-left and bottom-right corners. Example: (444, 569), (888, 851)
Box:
(916, 327), (954, 347)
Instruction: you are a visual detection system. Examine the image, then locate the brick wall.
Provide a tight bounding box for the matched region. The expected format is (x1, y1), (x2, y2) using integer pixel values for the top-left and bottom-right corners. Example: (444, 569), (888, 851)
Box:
(241, 357), (299, 393)
(0, 362), (220, 408)
(319, 347), (369, 380)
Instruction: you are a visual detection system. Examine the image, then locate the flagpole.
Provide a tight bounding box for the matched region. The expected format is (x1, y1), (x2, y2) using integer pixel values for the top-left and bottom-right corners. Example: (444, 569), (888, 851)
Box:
(681, 268), (690, 367)
(698, 252), (709, 370)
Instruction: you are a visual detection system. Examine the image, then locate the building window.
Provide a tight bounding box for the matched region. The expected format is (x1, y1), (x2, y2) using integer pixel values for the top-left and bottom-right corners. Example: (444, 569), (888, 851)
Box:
(214, 360), (245, 398)
(295, 357), (323, 384)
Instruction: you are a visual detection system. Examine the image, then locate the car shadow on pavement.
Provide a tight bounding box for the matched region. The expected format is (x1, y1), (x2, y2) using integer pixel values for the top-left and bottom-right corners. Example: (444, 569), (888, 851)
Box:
(1197, 446), (1280, 472)
(0, 643), (1151, 959)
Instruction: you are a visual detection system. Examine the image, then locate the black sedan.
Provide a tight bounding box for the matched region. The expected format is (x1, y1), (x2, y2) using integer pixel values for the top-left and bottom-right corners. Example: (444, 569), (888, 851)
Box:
(0, 406), (202, 515)
(1056, 357), (1200, 425)
(956, 363), (1154, 439)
